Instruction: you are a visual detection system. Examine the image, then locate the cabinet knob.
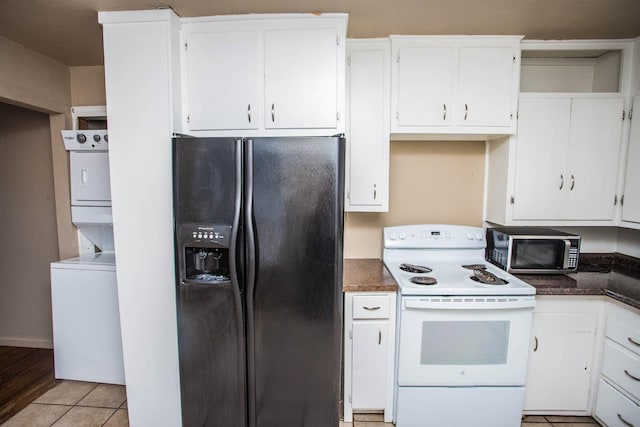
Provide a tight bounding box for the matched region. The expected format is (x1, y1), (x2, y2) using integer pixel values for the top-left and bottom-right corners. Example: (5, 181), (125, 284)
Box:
(570, 174), (575, 191)
(247, 104), (251, 123)
(363, 306), (381, 311)
(533, 336), (539, 352)
(617, 413), (634, 427)
(464, 103), (468, 120)
(624, 369), (640, 382)
(443, 104), (447, 121)
(628, 336), (640, 347)
(373, 184), (377, 200)
(271, 103), (275, 122)
(559, 174), (564, 190)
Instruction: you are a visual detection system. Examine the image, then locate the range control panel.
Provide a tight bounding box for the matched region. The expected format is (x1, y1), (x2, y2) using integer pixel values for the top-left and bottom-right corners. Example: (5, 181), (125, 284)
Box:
(383, 224), (486, 249)
(179, 224), (232, 248)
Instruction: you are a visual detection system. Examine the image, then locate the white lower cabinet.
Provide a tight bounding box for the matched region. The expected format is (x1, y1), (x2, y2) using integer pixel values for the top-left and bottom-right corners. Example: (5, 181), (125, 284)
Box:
(344, 292), (396, 423)
(594, 301), (640, 427)
(524, 297), (602, 414)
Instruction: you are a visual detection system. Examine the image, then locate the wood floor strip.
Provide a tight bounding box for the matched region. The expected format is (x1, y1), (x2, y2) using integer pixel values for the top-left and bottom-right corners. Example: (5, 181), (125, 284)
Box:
(0, 346), (56, 424)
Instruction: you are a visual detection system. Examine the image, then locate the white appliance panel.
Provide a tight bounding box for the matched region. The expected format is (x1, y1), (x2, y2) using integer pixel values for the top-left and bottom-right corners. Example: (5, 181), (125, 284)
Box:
(50, 259), (124, 384)
(70, 151), (112, 206)
(395, 386), (526, 427)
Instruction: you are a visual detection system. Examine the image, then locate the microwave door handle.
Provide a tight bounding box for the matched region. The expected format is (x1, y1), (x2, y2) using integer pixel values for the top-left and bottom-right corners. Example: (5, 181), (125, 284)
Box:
(562, 240), (572, 270)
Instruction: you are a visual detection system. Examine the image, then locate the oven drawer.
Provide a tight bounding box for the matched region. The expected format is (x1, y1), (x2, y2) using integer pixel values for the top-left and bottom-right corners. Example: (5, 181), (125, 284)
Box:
(602, 340), (640, 399)
(352, 295), (390, 319)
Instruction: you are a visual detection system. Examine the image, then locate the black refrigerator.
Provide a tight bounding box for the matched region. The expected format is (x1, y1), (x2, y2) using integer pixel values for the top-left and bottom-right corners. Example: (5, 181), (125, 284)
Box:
(172, 135), (345, 427)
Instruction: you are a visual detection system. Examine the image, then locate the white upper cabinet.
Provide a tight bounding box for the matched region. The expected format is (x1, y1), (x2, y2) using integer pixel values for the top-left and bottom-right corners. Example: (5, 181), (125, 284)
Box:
(512, 95), (623, 222)
(391, 36), (521, 137)
(395, 46), (454, 127)
(181, 15), (347, 136)
(621, 95), (640, 225)
(186, 31), (260, 131)
(345, 39), (390, 212)
(458, 47), (515, 127)
(264, 28), (338, 129)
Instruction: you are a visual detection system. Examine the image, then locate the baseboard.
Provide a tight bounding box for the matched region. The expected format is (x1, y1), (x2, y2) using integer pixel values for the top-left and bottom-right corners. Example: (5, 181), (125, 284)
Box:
(0, 337), (53, 349)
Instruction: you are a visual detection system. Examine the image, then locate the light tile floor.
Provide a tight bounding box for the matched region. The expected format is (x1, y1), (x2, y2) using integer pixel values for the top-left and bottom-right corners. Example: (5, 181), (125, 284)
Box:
(341, 413), (602, 426)
(1, 381), (127, 427)
(3, 382), (601, 427)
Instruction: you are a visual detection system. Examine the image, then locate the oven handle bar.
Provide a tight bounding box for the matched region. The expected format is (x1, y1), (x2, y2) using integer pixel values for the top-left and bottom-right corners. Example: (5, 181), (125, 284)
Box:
(404, 297), (536, 310)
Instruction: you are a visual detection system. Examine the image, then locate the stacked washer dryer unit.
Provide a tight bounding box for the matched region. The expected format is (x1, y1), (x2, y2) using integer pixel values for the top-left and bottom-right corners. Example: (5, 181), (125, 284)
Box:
(50, 129), (125, 385)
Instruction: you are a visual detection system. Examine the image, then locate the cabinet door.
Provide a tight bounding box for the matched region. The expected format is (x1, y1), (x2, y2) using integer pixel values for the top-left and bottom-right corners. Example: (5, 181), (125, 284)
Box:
(346, 44), (389, 211)
(264, 28), (337, 129)
(622, 95), (640, 223)
(565, 97), (623, 220)
(512, 97), (571, 220)
(396, 47), (454, 127)
(524, 312), (597, 412)
(186, 31), (260, 131)
(457, 47), (515, 127)
(352, 320), (388, 409)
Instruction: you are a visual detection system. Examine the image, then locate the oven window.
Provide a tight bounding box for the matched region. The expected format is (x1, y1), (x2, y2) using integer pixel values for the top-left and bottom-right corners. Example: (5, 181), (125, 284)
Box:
(420, 321), (510, 365)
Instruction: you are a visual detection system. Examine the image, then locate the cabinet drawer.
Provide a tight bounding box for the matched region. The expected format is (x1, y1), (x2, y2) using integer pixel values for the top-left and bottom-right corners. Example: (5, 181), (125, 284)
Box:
(595, 379), (640, 427)
(602, 340), (640, 399)
(607, 317), (640, 356)
(353, 295), (390, 319)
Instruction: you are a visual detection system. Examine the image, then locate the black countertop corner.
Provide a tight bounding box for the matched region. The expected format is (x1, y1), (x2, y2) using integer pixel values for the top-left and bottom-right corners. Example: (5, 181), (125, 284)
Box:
(515, 253), (640, 310)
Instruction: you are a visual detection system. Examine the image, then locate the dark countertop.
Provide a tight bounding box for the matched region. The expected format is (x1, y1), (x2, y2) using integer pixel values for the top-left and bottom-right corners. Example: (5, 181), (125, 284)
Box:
(343, 255), (640, 310)
(515, 253), (640, 310)
(343, 259), (398, 292)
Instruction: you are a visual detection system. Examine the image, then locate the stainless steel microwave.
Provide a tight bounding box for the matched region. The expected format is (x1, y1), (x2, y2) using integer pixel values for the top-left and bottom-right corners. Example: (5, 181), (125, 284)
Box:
(486, 227), (581, 274)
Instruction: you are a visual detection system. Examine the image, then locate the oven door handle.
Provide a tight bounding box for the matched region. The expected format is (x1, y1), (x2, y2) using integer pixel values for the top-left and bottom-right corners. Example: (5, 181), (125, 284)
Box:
(404, 298), (536, 310)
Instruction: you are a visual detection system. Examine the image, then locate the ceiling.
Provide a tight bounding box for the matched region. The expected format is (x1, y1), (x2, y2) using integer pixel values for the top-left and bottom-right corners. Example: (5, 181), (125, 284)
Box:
(1, 0), (639, 66)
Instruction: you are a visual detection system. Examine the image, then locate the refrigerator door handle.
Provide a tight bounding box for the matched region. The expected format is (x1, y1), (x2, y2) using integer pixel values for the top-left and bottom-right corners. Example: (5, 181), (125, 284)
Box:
(229, 138), (243, 291)
(244, 137), (257, 427)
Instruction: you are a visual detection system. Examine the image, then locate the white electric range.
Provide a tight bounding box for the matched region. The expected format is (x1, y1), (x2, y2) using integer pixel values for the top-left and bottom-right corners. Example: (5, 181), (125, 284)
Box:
(383, 224), (536, 427)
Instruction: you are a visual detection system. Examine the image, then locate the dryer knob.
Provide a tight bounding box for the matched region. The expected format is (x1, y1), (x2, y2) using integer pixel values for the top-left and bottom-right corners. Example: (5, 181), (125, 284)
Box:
(76, 133), (87, 144)
(93, 134), (101, 142)
(104, 134), (109, 143)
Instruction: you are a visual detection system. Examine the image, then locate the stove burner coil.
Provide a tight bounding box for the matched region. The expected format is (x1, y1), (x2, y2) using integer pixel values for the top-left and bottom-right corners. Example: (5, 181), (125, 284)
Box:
(400, 263), (432, 273)
(470, 269), (508, 285)
(462, 264), (487, 270)
(409, 276), (438, 285)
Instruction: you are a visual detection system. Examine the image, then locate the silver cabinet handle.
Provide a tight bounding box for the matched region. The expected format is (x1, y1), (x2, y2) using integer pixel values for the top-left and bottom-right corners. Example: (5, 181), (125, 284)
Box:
(559, 174), (564, 190)
(624, 369), (640, 382)
(271, 103), (275, 122)
(533, 336), (539, 352)
(363, 306), (381, 311)
(378, 330), (382, 345)
(570, 174), (575, 191)
(373, 184), (377, 200)
(628, 337), (640, 347)
(247, 104), (251, 123)
(617, 413), (634, 427)
(443, 104), (447, 120)
(464, 103), (468, 120)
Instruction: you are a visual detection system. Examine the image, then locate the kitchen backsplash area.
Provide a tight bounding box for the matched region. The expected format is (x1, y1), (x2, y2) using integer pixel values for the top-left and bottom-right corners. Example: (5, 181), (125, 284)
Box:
(344, 140), (485, 258)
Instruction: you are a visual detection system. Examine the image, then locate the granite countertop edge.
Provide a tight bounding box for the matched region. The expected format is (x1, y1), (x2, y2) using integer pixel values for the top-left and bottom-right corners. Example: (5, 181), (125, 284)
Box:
(344, 256), (640, 310)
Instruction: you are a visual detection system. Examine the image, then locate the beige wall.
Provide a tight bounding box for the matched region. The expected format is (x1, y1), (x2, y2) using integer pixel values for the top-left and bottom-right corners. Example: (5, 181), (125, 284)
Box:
(0, 103), (60, 347)
(70, 66), (106, 106)
(344, 140), (485, 258)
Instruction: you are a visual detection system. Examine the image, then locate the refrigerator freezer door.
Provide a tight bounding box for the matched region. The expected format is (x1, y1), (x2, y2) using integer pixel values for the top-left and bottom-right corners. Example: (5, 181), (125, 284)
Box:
(173, 137), (246, 427)
(246, 137), (345, 427)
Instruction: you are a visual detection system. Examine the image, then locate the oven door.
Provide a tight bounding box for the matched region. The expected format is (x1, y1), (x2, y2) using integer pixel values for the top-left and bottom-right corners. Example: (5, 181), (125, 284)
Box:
(397, 296), (535, 386)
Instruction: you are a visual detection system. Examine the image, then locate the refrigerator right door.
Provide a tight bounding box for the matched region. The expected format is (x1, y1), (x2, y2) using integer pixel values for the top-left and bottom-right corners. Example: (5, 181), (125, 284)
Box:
(246, 136), (345, 427)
